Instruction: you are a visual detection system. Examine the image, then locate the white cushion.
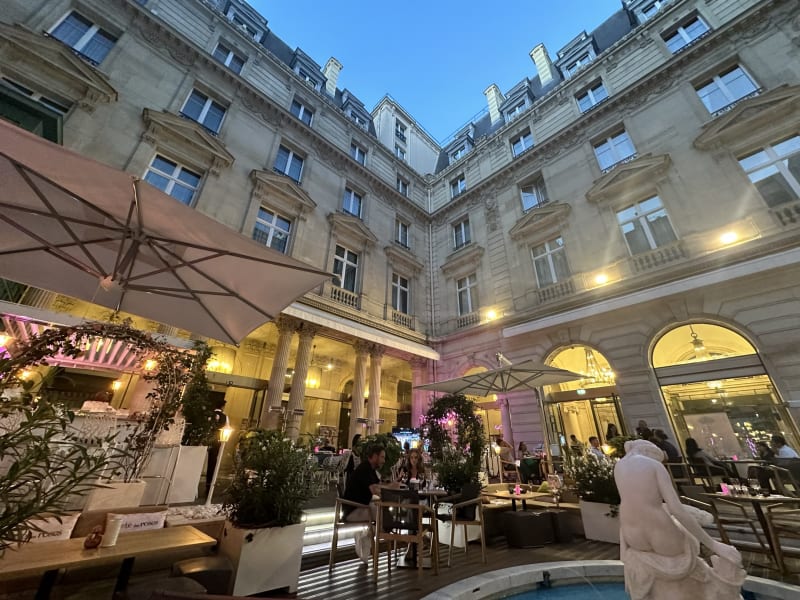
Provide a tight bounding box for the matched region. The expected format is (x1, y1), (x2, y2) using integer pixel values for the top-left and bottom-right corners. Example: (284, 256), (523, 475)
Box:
(28, 513), (80, 542)
(107, 510), (167, 533)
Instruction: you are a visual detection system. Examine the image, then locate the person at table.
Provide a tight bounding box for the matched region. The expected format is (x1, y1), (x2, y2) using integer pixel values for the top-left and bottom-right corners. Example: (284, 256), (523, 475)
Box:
(319, 438), (336, 453)
(771, 434), (799, 458)
(684, 437), (736, 479)
(652, 429), (681, 463)
(605, 423), (620, 442)
(397, 447), (426, 487)
(344, 433), (361, 486)
(518, 441), (530, 457)
(588, 436), (606, 460)
(569, 434), (584, 455)
(756, 441), (775, 461)
(635, 419), (652, 440)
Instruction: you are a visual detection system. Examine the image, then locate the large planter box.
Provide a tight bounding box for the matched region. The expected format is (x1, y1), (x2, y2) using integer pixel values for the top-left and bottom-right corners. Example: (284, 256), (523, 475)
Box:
(219, 520), (305, 596)
(578, 499), (620, 544)
(167, 445), (207, 504)
(83, 480), (147, 511)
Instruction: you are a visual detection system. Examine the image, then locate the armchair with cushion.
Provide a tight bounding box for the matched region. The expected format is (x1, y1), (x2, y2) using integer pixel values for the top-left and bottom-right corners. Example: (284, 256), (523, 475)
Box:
(434, 482), (486, 566)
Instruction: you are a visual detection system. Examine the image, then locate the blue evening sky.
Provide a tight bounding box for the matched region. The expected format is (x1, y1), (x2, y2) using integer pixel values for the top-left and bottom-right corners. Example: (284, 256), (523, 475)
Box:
(251, 1), (623, 144)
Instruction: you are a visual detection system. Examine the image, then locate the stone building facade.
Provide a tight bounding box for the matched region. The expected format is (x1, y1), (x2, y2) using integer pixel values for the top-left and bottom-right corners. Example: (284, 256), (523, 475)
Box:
(2, 0), (799, 459)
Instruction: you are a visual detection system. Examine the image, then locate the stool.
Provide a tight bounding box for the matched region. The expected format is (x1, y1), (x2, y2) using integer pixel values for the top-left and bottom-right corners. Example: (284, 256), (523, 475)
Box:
(502, 511), (554, 548)
(545, 509), (574, 543)
(172, 555), (233, 595)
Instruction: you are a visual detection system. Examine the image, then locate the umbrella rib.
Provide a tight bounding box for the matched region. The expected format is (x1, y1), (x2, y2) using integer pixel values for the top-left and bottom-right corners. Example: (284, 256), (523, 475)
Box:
(0, 235), (120, 256)
(14, 164), (108, 275)
(124, 285), (230, 296)
(0, 201), (128, 232)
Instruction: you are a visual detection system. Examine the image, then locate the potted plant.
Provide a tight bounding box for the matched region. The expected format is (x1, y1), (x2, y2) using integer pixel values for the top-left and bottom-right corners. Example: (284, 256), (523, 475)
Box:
(566, 453), (621, 544)
(219, 429), (315, 596)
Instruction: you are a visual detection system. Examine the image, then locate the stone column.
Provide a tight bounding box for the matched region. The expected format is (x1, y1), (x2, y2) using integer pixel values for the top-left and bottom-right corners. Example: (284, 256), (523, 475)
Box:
(348, 341), (371, 443)
(285, 323), (319, 441)
(260, 316), (298, 429)
(409, 357), (429, 429)
(367, 344), (385, 435)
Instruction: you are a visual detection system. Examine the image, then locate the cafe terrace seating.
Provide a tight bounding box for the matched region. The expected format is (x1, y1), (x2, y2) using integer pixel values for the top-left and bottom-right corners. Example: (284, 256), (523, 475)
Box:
(434, 482), (486, 566)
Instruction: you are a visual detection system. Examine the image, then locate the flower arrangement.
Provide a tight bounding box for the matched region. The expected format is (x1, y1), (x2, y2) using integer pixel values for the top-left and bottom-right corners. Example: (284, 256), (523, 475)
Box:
(432, 443), (481, 494)
(565, 453), (620, 507)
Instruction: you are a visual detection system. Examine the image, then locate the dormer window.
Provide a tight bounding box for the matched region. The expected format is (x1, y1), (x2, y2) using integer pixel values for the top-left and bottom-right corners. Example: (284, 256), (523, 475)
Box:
(641, 0), (668, 20)
(565, 53), (593, 77)
(349, 110), (368, 128)
(451, 144), (467, 161)
(505, 100), (527, 123)
(296, 67), (320, 91)
(225, 7), (263, 41)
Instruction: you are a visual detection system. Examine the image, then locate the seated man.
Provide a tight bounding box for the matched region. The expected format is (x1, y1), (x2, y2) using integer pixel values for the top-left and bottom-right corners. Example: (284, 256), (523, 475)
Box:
(342, 443), (389, 562)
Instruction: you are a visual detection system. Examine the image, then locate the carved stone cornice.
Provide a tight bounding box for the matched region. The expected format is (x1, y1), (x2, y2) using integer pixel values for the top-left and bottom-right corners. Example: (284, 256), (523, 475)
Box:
(384, 244), (425, 275)
(250, 169), (317, 219)
(328, 211), (379, 251)
(141, 109), (234, 175)
(134, 18), (197, 67)
(693, 84), (800, 151)
(585, 154), (672, 204)
(0, 23), (117, 112)
(440, 244), (485, 278)
(509, 203), (572, 242)
(239, 88), (282, 127)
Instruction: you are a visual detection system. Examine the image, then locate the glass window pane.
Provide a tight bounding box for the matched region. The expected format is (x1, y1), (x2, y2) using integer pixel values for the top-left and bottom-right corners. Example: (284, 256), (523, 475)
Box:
(751, 169), (797, 207)
(722, 67), (757, 99)
(171, 184), (195, 205)
(739, 150), (769, 171)
(616, 205), (637, 224)
(622, 220), (651, 254)
(177, 169), (201, 186)
(288, 156), (303, 180)
(151, 156), (176, 174)
(534, 256), (554, 287)
(639, 196), (663, 214)
(698, 83), (725, 112)
(81, 30), (116, 63)
(647, 210), (677, 247)
(183, 92), (206, 120)
(204, 103), (225, 132)
(144, 171), (169, 191)
(773, 136), (800, 158)
(52, 13), (91, 48)
(552, 249), (571, 280)
(229, 55), (244, 74)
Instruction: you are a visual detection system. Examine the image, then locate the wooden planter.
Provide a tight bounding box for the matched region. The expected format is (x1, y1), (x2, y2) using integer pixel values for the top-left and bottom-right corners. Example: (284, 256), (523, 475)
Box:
(578, 499), (620, 544)
(219, 520), (306, 596)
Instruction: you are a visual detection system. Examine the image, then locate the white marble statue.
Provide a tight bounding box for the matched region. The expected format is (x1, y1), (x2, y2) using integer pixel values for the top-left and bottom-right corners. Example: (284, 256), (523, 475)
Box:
(614, 439), (746, 600)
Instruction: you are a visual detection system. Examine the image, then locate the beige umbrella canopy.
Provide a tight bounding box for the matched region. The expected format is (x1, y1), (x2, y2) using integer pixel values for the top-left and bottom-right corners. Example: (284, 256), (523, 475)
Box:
(0, 119), (330, 345)
(415, 360), (583, 396)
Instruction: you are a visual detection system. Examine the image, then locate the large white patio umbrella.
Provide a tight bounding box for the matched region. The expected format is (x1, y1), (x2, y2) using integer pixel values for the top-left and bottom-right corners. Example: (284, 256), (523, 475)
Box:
(0, 119), (330, 345)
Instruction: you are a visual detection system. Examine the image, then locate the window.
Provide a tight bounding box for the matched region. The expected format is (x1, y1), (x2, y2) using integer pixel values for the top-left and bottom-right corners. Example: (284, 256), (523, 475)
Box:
(457, 274), (478, 316)
(451, 176), (466, 198)
(253, 207), (291, 253)
(144, 155), (202, 205)
(396, 177), (409, 197)
(565, 53), (593, 77)
(181, 89), (226, 134)
(532, 237), (570, 288)
(297, 68), (319, 90)
(594, 130), (636, 172)
(505, 100), (527, 122)
(290, 99), (313, 126)
(342, 187), (363, 218)
(451, 144), (467, 161)
(273, 145), (304, 182)
(511, 130), (534, 157)
(227, 8), (262, 41)
(641, 0), (668, 20)
(576, 81), (608, 112)
(395, 120), (407, 142)
(395, 219), (410, 248)
(695, 66), (758, 115)
(49, 12), (117, 65)
(333, 245), (358, 292)
(616, 196), (677, 255)
(212, 42), (245, 74)
(453, 218), (471, 249)
(349, 110), (368, 128)
(520, 177), (548, 211)
(664, 16), (709, 53)
(350, 142), (366, 165)
(393, 145), (405, 161)
(391, 273), (410, 314)
(0, 78), (71, 114)
(738, 136), (800, 208)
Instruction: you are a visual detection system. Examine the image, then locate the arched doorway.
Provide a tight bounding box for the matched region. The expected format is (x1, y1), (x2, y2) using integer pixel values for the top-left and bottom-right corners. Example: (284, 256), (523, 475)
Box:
(652, 323), (800, 458)
(545, 346), (624, 454)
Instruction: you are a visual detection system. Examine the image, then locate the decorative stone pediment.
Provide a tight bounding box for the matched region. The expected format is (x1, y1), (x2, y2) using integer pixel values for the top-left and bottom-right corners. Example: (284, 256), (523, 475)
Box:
(585, 154), (671, 204)
(142, 109), (234, 175)
(694, 85), (800, 151)
(509, 203), (572, 242)
(440, 244), (485, 278)
(250, 169), (316, 219)
(384, 244), (424, 276)
(328, 211), (378, 251)
(0, 23), (117, 111)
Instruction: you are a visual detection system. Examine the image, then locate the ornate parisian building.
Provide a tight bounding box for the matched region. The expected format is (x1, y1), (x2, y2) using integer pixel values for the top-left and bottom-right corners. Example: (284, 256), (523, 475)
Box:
(2, 0), (799, 458)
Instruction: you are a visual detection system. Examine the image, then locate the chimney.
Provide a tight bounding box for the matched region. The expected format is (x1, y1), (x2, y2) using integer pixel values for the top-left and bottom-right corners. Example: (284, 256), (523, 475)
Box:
(483, 84), (505, 125)
(530, 44), (558, 88)
(322, 57), (343, 96)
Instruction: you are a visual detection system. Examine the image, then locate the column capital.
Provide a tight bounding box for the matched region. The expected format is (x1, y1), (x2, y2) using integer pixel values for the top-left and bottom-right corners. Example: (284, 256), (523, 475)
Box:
(354, 340), (371, 355)
(275, 315), (301, 335)
(369, 343), (386, 359)
(297, 322), (321, 341)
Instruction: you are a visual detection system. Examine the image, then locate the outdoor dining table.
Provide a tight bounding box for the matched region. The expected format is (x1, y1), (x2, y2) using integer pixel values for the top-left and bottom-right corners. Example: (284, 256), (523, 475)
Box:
(0, 525), (216, 599)
(481, 489), (549, 511)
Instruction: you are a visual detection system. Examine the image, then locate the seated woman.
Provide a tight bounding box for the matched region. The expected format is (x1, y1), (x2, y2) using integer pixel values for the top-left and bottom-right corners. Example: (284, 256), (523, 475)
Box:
(684, 437), (736, 480)
(396, 447), (426, 488)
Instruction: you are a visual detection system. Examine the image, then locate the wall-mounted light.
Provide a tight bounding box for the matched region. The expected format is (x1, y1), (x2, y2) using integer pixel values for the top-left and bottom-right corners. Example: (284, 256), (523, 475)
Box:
(111, 380), (123, 391)
(0, 333), (11, 348)
(594, 273), (609, 285)
(720, 231), (738, 245)
(486, 309), (498, 321)
(143, 359), (158, 372)
(207, 347), (235, 374)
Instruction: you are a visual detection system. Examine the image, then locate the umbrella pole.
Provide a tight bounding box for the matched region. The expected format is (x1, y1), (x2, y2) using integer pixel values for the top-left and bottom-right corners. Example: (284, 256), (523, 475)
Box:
(537, 387), (553, 476)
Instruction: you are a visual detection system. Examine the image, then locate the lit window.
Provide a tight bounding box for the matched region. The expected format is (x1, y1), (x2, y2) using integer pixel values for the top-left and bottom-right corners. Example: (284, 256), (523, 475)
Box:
(395, 219), (410, 248)
(342, 187), (363, 218)
(392, 273), (410, 314)
(49, 12), (117, 65)
(738, 136), (800, 208)
(532, 237), (570, 288)
(181, 89), (226, 134)
(273, 145), (304, 182)
(333, 245), (359, 292)
(253, 207), (291, 253)
(576, 81), (608, 112)
(396, 177), (409, 197)
(290, 99), (313, 126)
(144, 155), (201, 205)
(593, 130), (636, 172)
(212, 42), (245, 74)
(350, 142), (366, 165)
(457, 274), (478, 316)
(663, 16), (710, 53)
(451, 176), (466, 198)
(616, 196), (677, 255)
(695, 65), (758, 115)
(453, 218), (471, 249)
(511, 130), (535, 157)
(520, 177), (548, 211)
